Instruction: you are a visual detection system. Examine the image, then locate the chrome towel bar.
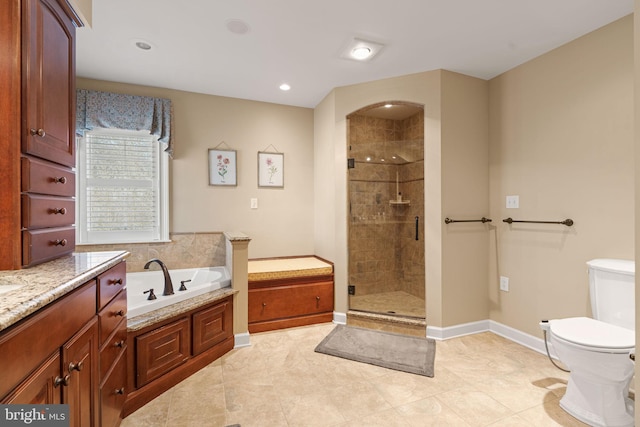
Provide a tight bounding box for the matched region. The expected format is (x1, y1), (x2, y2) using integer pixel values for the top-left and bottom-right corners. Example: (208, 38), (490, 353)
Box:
(502, 218), (574, 226)
(444, 217), (492, 224)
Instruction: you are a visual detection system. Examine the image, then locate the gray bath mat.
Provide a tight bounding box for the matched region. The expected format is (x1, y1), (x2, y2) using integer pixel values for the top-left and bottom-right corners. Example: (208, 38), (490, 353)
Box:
(314, 325), (435, 377)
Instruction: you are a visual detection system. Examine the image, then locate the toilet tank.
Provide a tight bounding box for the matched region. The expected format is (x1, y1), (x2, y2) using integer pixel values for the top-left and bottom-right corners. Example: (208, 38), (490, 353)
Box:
(588, 258), (635, 330)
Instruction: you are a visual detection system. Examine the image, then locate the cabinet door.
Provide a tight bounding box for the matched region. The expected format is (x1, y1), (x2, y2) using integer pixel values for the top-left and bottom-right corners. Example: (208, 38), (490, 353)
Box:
(62, 318), (98, 427)
(192, 299), (232, 356)
(23, 0), (76, 167)
(1, 351), (62, 405)
(135, 318), (190, 388)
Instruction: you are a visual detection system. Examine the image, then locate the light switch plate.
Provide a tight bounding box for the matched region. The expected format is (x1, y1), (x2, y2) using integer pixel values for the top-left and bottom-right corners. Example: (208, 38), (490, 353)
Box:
(250, 198), (258, 209)
(506, 195), (519, 209)
(500, 276), (509, 292)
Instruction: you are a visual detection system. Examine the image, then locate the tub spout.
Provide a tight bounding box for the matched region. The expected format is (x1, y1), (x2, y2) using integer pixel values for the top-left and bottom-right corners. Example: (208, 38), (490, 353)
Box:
(143, 259), (174, 296)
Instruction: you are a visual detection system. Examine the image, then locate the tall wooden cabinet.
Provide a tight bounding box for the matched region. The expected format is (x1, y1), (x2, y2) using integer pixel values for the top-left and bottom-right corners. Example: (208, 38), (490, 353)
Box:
(0, 0), (81, 270)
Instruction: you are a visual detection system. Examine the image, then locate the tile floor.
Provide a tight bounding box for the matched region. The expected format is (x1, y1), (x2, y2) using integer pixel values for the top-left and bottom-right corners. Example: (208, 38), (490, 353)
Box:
(121, 322), (590, 427)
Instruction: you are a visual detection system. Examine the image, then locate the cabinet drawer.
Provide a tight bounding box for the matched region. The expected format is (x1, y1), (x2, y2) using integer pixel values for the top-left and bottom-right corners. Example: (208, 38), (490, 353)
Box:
(21, 156), (75, 197)
(100, 319), (127, 380)
(100, 351), (127, 427)
(192, 299), (232, 356)
(248, 281), (334, 323)
(98, 261), (127, 310)
(135, 318), (189, 388)
(22, 226), (75, 267)
(99, 290), (127, 347)
(21, 194), (75, 229)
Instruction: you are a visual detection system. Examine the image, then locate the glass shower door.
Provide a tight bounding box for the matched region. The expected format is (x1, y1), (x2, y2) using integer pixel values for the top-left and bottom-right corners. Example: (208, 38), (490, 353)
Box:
(347, 103), (425, 319)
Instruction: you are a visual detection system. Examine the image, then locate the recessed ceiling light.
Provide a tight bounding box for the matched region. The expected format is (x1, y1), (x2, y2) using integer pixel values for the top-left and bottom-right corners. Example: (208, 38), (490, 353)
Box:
(279, 83), (291, 91)
(384, 104), (393, 108)
(132, 39), (153, 51)
(340, 38), (385, 62)
(226, 19), (250, 35)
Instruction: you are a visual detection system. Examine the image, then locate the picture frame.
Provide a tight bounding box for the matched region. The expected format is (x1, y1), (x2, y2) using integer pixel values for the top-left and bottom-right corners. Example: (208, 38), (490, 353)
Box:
(258, 151), (284, 188)
(209, 149), (237, 186)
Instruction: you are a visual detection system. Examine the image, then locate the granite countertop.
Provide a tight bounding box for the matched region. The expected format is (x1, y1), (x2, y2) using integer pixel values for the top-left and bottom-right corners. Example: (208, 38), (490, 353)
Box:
(0, 251), (129, 332)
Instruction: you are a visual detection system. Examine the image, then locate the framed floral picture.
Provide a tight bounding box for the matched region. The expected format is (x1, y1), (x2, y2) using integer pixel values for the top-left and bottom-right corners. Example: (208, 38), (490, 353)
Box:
(258, 151), (284, 188)
(209, 149), (237, 186)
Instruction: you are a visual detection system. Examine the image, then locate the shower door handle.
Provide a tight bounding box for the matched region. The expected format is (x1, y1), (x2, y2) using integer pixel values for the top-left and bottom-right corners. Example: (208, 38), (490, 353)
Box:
(415, 216), (419, 241)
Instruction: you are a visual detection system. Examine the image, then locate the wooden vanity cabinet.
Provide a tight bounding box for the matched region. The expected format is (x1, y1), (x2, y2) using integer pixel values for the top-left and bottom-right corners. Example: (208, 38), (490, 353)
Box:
(0, 260), (127, 427)
(0, 0), (81, 270)
(0, 280), (98, 427)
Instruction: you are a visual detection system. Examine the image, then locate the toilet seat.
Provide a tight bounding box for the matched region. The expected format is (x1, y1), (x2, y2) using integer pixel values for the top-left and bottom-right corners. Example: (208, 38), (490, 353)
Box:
(550, 317), (634, 352)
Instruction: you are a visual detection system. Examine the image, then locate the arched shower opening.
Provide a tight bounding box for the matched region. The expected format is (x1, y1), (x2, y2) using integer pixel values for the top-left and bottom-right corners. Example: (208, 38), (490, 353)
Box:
(346, 101), (425, 320)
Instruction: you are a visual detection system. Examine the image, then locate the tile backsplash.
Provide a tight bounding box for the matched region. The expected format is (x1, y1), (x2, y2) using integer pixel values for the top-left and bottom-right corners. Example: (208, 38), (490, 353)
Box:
(75, 232), (226, 272)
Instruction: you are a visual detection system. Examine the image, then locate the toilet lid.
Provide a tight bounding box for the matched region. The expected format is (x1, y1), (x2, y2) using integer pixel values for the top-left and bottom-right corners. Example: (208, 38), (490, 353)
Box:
(550, 317), (635, 349)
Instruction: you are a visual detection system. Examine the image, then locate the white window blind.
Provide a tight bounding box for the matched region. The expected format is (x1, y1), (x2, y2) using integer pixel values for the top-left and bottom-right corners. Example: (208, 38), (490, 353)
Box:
(77, 130), (169, 244)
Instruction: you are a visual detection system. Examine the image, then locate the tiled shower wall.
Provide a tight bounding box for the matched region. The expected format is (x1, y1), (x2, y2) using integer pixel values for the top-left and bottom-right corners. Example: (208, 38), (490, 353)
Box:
(348, 110), (425, 301)
(75, 232), (227, 272)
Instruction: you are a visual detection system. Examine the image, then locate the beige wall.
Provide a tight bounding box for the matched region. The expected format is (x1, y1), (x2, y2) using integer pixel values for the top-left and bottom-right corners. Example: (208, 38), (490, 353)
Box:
(488, 15), (634, 337)
(314, 70), (490, 328)
(77, 79), (315, 259)
(441, 71), (490, 326)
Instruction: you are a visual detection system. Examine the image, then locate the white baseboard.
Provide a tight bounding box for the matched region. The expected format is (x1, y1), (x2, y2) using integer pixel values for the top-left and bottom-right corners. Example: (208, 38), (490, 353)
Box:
(427, 320), (490, 340)
(489, 320), (557, 357)
(333, 312), (347, 325)
(234, 332), (251, 348)
(427, 319), (555, 357)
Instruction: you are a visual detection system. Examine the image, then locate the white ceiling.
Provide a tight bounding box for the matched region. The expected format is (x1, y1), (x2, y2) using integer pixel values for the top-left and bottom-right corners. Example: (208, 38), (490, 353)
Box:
(76, 1), (633, 109)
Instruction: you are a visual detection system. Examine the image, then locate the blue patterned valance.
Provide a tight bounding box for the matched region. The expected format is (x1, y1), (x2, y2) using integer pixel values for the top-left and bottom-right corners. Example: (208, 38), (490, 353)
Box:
(76, 89), (173, 155)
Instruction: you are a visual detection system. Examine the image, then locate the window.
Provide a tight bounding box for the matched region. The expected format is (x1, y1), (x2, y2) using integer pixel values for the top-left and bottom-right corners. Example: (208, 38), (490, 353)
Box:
(76, 129), (169, 244)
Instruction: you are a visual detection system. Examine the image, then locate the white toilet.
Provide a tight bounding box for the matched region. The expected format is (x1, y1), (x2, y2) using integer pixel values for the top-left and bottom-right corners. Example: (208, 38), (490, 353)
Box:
(543, 259), (635, 427)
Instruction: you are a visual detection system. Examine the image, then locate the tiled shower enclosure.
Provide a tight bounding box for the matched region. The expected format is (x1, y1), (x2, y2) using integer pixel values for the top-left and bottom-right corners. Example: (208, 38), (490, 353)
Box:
(347, 102), (425, 318)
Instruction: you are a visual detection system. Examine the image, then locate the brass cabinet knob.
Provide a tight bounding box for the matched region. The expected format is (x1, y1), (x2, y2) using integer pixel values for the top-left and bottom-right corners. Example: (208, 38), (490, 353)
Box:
(54, 375), (70, 387)
(69, 361), (83, 372)
(53, 239), (67, 246)
(115, 340), (125, 348)
(51, 208), (67, 215)
(115, 310), (125, 317)
(53, 176), (67, 184)
(111, 278), (123, 285)
(262, 302), (267, 307)
(29, 128), (46, 137)
(115, 387), (125, 395)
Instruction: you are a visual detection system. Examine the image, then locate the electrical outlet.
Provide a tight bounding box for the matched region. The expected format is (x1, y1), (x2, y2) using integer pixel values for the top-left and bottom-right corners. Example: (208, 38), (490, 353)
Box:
(250, 198), (258, 209)
(506, 195), (519, 209)
(500, 276), (509, 292)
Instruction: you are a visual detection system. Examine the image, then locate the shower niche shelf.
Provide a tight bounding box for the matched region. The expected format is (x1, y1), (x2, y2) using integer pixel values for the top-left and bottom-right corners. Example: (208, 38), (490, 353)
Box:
(389, 200), (410, 206)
